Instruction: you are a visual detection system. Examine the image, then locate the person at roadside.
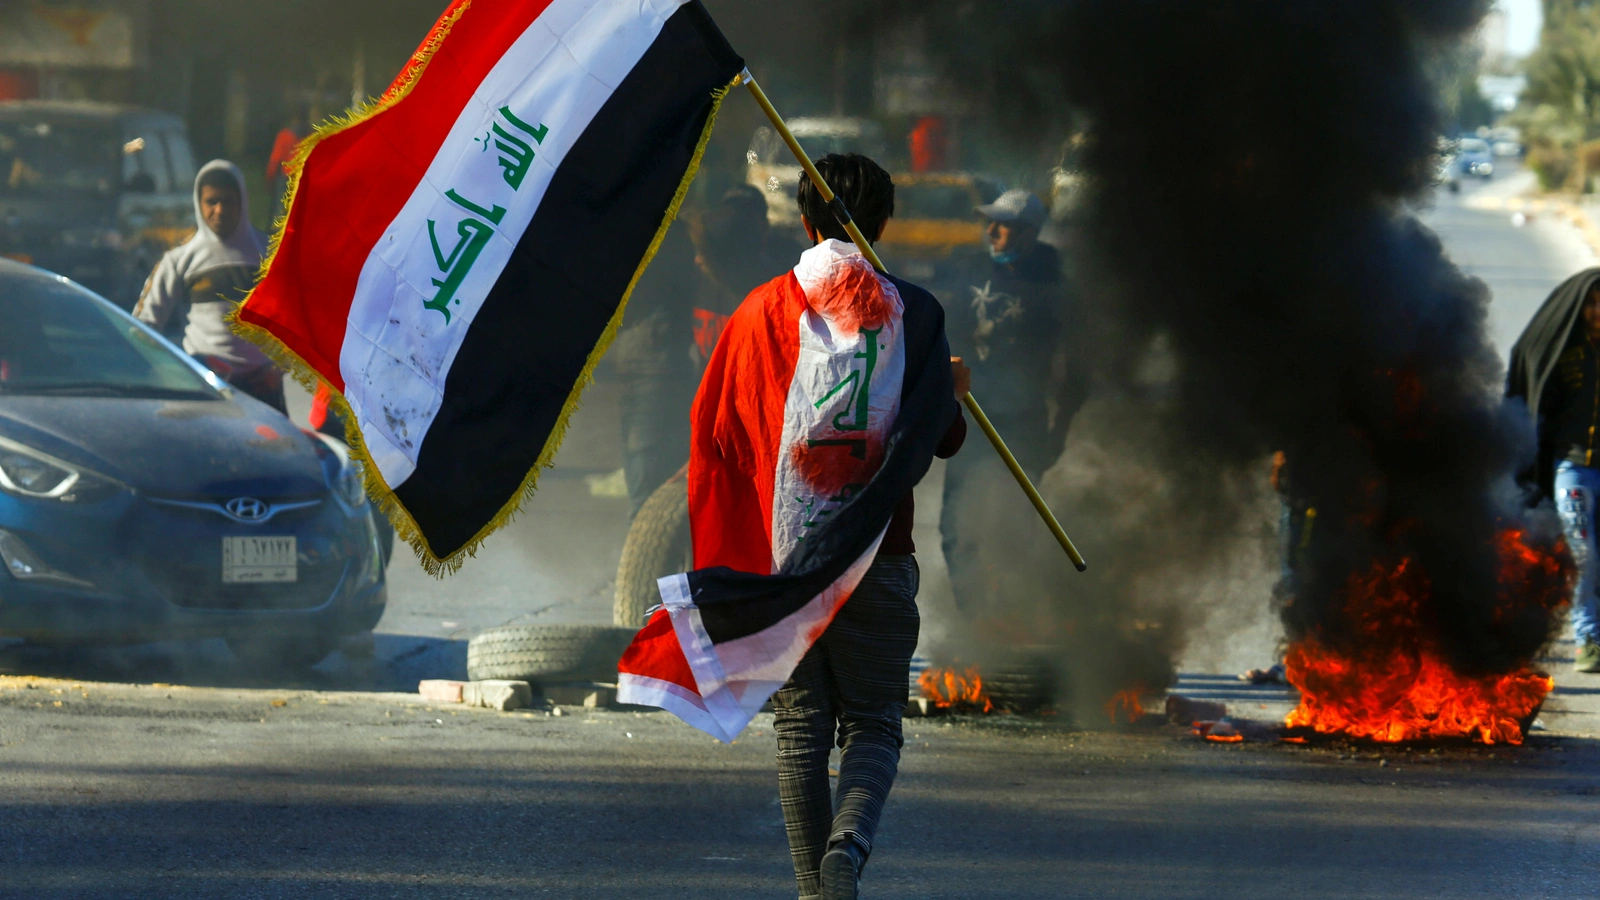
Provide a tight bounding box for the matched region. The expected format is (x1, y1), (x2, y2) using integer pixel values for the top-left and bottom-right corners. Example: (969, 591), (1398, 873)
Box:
(755, 154), (969, 900)
(611, 186), (799, 518)
(940, 188), (1078, 617)
(134, 160), (282, 412)
(610, 220), (698, 517)
(1510, 268), (1600, 674)
(266, 112), (306, 226)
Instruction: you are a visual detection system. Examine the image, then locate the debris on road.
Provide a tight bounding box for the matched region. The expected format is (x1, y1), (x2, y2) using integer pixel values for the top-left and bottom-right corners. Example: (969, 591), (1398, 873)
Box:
(1165, 695), (1227, 726)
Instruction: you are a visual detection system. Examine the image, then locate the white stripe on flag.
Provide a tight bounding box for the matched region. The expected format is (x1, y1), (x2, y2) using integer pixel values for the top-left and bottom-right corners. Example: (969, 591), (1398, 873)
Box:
(769, 242), (905, 570)
(616, 672), (733, 742)
(341, 0), (691, 487)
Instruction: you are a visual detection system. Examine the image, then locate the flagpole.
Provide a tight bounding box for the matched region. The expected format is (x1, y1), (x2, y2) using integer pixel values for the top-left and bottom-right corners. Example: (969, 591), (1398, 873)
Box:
(735, 69), (1088, 573)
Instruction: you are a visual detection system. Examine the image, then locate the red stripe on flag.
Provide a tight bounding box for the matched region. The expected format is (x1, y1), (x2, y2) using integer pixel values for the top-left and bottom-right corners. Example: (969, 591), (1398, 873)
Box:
(687, 273), (806, 575)
(617, 610), (698, 692)
(240, 0), (555, 390)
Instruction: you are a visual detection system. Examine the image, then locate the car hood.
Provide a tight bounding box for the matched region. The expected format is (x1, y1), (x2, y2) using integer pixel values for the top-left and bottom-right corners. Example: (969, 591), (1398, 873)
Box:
(0, 193), (118, 237)
(0, 395), (329, 498)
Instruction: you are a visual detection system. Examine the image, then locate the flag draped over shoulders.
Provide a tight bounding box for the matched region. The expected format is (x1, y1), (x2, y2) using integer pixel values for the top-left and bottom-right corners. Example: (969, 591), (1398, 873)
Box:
(618, 240), (959, 741)
(232, 0), (743, 572)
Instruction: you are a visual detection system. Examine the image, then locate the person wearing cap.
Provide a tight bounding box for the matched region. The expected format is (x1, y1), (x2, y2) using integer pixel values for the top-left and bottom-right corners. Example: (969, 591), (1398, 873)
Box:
(941, 189), (1077, 618)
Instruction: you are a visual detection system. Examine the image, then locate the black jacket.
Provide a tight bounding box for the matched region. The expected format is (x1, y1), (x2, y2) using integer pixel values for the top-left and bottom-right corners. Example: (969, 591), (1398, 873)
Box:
(1508, 267), (1600, 499)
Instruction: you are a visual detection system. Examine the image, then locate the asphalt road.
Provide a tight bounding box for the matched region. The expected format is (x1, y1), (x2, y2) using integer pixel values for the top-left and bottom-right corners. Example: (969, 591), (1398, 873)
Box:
(1418, 167), (1596, 359)
(3, 168), (1600, 898)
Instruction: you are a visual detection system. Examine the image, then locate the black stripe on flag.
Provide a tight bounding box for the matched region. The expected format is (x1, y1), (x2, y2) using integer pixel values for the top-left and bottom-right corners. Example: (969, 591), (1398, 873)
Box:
(394, 1), (743, 558)
(688, 280), (959, 645)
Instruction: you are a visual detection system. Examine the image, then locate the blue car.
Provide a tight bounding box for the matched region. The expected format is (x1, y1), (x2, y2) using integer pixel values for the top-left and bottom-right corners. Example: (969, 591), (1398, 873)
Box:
(0, 258), (387, 667)
(1456, 137), (1494, 179)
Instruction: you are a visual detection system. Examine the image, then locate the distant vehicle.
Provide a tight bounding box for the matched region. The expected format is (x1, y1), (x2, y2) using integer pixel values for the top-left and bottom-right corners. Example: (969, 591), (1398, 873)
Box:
(1456, 137), (1494, 178)
(0, 260), (388, 667)
(0, 101), (198, 310)
(746, 117), (888, 227)
(1491, 139), (1523, 159)
(876, 172), (1005, 287)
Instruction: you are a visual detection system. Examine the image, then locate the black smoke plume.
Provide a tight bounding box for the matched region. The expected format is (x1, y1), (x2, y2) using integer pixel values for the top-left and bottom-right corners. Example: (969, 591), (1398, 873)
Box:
(895, 0), (1567, 706)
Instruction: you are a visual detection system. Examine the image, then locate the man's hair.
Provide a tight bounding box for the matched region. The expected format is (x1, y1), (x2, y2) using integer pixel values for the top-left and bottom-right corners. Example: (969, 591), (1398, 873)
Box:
(197, 168), (240, 197)
(796, 153), (894, 243)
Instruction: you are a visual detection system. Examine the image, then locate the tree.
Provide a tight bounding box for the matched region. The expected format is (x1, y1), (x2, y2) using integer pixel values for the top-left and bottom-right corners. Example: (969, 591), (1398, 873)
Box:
(1520, 0), (1600, 187)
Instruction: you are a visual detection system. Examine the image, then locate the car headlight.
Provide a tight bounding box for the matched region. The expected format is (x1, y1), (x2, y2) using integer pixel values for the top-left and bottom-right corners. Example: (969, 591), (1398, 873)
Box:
(0, 436), (120, 503)
(334, 457), (368, 512)
(309, 432), (370, 514)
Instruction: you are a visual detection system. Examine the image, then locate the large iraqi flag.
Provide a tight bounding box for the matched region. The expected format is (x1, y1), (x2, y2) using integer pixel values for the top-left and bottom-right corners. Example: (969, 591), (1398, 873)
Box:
(234, 0), (743, 571)
(617, 241), (959, 741)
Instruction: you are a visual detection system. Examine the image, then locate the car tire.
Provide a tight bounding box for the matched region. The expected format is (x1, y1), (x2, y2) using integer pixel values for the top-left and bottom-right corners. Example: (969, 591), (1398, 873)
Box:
(613, 468), (691, 627)
(227, 634), (338, 670)
(466, 624), (638, 684)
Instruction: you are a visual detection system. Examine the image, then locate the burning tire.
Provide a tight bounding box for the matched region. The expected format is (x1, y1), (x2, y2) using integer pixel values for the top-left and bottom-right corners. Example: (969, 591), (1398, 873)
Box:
(971, 647), (1057, 713)
(980, 660), (1057, 713)
(613, 467), (691, 627)
(466, 624), (637, 684)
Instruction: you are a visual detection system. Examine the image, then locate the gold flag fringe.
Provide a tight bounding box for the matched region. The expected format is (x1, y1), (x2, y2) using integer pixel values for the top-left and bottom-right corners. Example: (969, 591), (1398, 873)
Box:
(229, 0), (735, 576)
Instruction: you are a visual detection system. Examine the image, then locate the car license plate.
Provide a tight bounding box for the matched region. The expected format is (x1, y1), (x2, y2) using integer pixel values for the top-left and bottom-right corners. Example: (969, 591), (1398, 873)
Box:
(222, 536), (297, 584)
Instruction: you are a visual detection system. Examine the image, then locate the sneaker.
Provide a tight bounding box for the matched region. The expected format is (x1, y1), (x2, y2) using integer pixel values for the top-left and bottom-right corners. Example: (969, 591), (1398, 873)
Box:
(1577, 641), (1600, 674)
(819, 842), (863, 900)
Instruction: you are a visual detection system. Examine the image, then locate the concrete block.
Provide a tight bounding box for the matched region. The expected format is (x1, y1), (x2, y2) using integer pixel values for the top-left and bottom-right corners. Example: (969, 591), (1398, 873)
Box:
(463, 680), (532, 711)
(418, 680), (465, 704)
(543, 682), (616, 709)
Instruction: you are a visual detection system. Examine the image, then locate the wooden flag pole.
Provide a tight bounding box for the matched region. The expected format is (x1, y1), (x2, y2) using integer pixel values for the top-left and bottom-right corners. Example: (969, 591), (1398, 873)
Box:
(736, 69), (1087, 572)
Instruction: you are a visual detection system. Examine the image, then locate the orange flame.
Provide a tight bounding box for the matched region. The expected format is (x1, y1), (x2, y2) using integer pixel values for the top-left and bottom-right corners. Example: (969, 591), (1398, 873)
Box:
(1283, 529), (1564, 745)
(1204, 733), (1244, 743)
(1104, 685), (1148, 724)
(918, 665), (993, 713)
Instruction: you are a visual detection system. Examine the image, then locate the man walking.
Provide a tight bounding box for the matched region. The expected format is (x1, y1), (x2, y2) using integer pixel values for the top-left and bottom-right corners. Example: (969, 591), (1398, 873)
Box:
(1510, 268), (1600, 673)
(764, 155), (968, 899)
(620, 153), (968, 899)
(134, 160), (282, 411)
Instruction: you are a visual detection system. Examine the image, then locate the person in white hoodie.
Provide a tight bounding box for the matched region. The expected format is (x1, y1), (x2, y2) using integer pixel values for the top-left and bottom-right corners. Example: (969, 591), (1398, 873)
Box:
(134, 159), (282, 411)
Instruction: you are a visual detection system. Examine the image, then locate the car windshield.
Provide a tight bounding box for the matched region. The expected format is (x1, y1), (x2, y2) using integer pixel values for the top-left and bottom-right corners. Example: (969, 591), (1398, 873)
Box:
(1459, 139), (1489, 154)
(749, 124), (886, 166)
(897, 183), (981, 220)
(0, 118), (120, 195)
(0, 269), (218, 399)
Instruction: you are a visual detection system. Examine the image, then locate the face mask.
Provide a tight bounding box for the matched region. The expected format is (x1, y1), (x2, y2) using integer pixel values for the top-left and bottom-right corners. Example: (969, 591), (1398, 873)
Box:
(989, 246), (1019, 265)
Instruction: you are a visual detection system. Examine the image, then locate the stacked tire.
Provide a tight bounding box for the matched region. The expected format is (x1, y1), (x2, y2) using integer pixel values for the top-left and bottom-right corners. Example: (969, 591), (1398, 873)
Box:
(612, 468), (691, 627)
(466, 624), (638, 684)
(465, 471), (692, 688)
(978, 648), (1058, 713)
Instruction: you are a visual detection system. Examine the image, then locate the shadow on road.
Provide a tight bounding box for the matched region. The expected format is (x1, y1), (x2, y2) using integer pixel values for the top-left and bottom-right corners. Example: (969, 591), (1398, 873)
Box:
(0, 633), (466, 693)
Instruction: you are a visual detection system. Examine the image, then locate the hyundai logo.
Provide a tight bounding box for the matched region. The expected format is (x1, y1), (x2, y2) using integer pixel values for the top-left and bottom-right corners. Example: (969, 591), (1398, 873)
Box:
(224, 497), (270, 522)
